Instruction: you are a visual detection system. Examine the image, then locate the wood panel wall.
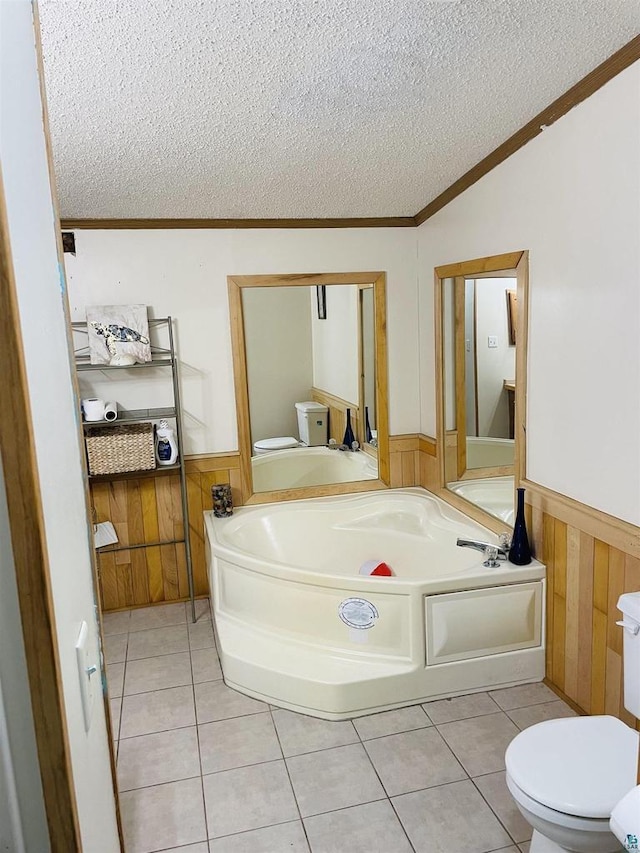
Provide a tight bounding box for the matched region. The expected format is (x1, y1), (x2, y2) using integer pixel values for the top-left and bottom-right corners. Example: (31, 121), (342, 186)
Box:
(311, 387), (361, 445)
(92, 453), (240, 611)
(527, 482), (640, 730)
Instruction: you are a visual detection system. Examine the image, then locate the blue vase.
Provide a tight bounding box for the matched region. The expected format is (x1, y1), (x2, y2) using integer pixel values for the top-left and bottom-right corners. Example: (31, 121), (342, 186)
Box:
(342, 408), (356, 447)
(509, 487), (532, 565)
(364, 407), (373, 443)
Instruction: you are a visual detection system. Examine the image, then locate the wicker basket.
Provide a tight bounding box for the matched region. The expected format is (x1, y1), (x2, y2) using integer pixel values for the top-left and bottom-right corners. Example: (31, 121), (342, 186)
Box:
(85, 423), (156, 476)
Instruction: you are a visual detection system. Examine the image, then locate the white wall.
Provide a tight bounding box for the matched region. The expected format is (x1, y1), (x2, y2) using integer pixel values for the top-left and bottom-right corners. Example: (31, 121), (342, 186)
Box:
(65, 228), (420, 453)
(0, 3), (119, 849)
(311, 285), (359, 405)
(244, 286), (313, 444)
(418, 62), (640, 525)
(475, 278), (516, 437)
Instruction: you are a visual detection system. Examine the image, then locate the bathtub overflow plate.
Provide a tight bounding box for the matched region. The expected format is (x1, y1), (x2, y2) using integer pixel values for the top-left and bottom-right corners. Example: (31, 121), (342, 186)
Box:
(338, 598), (378, 629)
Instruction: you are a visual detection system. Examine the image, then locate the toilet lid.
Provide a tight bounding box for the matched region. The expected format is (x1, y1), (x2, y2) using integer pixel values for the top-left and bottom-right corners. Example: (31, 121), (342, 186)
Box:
(254, 437), (298, 451)
(505, 716), (639, 818)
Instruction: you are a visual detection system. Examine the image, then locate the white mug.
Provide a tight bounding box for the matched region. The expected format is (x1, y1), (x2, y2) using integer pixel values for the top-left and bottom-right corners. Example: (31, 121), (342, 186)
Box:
(82, 398), (105, 421)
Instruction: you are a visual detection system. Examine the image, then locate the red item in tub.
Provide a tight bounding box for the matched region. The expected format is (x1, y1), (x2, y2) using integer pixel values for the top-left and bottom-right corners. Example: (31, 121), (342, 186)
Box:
(359, 559), (394, 577)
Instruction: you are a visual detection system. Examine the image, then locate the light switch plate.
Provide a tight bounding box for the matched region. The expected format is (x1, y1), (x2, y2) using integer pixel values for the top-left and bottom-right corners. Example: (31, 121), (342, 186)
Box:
(76, 620), (97, 732)
(488, 335), (498, 348)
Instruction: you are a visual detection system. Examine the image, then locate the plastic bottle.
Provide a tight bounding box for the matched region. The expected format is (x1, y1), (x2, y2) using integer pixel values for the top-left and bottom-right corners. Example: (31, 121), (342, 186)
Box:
(156, 419), (178, 466)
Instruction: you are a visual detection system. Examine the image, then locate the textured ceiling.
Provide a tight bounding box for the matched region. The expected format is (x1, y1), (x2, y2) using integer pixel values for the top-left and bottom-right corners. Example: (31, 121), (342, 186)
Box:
(37, 0), (640, 219)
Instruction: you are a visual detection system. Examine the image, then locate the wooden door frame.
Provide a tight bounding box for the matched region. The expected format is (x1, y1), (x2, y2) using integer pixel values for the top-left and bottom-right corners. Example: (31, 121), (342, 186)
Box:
(0, 169), (82, 851)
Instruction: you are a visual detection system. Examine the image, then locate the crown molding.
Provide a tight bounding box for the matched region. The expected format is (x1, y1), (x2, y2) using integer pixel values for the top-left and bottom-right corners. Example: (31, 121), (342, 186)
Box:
(414, 34), (640, 225)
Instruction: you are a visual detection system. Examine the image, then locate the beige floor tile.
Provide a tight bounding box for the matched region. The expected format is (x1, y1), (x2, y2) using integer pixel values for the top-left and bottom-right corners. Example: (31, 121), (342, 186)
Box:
(393, 779), (512, 853)
(195, 681), (268, 723)
(204, 760), (298, 838)
(189, 598), (212, 623)
(272, 708), (359, 757)
(162, 845), (209, 853)
(352, 705), (431, 741)
(437, 712), (520, 777)
(209, 821), (309, 852)
(507, 700), (577, 730)
(191, 647), (222, 684)
(423, 692), (501, 724)
(364, 727), (466, 797)
(120, 777), (207, 853)
(189, 620), (216, 650)
(117, 726), (201, 791)
(110, 697), (122, 741)
(127, 625), (189, 660)
(286, 743), (386, 817)
(124, 652), (193, 695)
(107, 662), (125, 698)
(473, 771), (532, 843)
(102, 609), (131, 635)
(129, 602), (187, 632)
(199, 713), (282, 774)
(519, 843), (531, 852)
(120, 686), (196, 739)
(304, 799), (413, 853)
(489, 683), (557, 711)
(104, 632), (128, 664)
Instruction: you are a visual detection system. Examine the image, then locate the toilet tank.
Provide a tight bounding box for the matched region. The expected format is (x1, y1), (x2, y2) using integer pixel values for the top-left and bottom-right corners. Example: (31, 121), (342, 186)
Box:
(618, 592), (640, 718)
(295, 401), (328, 446)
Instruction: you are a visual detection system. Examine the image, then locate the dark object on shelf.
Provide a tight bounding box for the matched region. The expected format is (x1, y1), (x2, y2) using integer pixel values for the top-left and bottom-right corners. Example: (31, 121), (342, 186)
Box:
(365, 406), (373, 443)
(85, 423), (156, 476)
(342, 408), (356, 447)
(509, 487), (532, 565)
(316, 285), (327, 319)
(212, 483), (233, 517)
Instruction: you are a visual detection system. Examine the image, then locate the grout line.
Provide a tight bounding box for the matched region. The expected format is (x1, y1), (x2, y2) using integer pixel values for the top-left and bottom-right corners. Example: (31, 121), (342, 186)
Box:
(470, 775), (524, 848)
(352, 717), (416, 851)
(269, 707), (312, 850)
(189, 644), (211, 845)
(207, 817), (303, 845)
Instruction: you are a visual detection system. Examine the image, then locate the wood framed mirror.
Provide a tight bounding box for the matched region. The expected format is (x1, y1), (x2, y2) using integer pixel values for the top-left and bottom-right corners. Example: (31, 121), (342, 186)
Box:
(228, 271), (389, 504)
(434, 251), (529, 528)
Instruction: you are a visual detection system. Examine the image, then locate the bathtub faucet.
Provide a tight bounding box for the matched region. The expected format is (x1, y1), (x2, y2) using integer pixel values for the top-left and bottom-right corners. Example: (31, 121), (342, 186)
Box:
(456, 538), (508, 568)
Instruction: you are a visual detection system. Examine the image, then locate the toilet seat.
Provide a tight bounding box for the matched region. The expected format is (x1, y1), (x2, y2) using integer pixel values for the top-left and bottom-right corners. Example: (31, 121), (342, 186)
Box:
(505, 716), (639, 818)
(253, 437), (299, 453)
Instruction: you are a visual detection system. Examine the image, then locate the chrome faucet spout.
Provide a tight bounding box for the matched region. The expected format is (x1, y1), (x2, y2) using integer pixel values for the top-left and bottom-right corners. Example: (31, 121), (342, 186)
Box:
(456, 538), (508, 559)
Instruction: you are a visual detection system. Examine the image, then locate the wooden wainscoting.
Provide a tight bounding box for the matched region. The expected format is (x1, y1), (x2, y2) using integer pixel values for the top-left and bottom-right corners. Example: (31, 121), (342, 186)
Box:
(92, 452), (241, 611)
(388, 434), (424, 487)
(311, 387), (360, 445)
(526, 480), (640, 729)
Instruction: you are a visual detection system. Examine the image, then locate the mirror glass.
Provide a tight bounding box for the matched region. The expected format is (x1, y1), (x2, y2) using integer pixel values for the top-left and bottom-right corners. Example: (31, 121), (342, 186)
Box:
(232, 276), (387, 497)
(437, 256), (526, 525)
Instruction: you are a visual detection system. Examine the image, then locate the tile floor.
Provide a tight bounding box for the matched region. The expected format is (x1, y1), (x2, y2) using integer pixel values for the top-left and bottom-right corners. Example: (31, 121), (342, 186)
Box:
(104, 599), (577, 853)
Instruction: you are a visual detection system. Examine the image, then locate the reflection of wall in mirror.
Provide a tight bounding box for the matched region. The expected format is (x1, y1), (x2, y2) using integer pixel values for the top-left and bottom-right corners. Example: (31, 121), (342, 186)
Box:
(244, 287), (313, 445)
(311, 286), (359, 406)
(474, 278), (516, 438)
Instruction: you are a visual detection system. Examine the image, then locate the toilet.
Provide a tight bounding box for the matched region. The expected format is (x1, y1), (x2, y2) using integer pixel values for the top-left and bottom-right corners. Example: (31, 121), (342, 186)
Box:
(252, 401), (329, 455)
(505, 592), (640, 852)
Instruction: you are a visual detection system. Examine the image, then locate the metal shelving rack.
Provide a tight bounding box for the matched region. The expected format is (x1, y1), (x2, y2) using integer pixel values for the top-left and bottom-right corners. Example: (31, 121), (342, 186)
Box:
(72, 317), (195, 622)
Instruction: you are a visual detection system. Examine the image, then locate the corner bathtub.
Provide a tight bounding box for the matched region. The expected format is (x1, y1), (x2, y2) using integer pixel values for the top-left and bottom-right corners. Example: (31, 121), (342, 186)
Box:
(251, 445), (378, 491)
(205, 488), (545, 720)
